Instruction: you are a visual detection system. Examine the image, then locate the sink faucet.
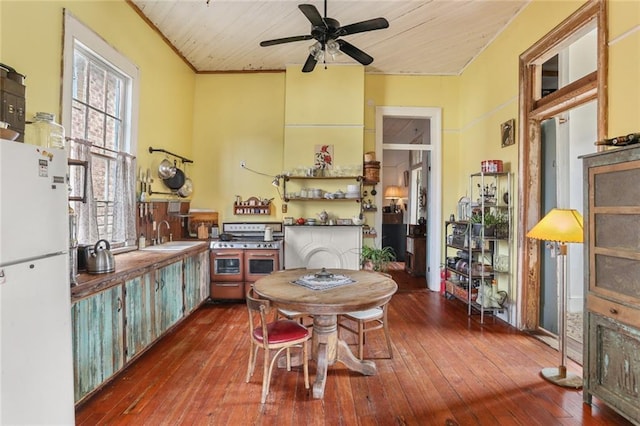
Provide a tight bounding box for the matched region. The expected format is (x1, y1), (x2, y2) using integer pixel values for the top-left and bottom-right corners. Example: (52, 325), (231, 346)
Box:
(157, 220), (171, 244)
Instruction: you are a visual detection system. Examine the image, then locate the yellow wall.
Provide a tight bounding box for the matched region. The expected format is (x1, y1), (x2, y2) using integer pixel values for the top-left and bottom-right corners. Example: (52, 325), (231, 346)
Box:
(190, 73), (285, 220)
(0, 0), (195, 188)
(608, 0), (640, 135)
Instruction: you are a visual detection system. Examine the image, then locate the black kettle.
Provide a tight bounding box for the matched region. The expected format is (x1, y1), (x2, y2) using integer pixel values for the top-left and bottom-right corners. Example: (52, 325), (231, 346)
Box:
(85, 239), (116, 274)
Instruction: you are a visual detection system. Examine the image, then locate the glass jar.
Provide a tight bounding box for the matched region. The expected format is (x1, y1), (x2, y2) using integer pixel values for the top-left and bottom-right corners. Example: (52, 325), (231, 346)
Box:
(31, 112), (65, 149)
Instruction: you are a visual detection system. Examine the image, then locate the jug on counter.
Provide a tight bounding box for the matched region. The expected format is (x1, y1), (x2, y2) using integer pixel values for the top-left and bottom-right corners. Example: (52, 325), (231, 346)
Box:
(264, 226), (273, 242)
(85, 239), (115, 274)
(317, 210), (328, 223)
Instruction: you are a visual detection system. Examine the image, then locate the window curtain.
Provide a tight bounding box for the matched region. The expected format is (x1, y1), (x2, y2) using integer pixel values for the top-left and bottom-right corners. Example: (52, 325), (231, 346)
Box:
(113, 153), (137, 247)
(68, 139), (99, 244)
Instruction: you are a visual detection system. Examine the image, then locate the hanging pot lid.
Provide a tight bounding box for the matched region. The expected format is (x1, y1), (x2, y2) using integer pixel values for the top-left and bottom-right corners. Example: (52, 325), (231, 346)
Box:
(178, 177), (193, 198)
(163, 168), (185, 190)
(158, 159), (176, 179)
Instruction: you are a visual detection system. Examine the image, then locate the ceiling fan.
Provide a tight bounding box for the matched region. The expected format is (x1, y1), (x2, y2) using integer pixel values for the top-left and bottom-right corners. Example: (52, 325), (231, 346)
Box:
(259, 0), (389, 72)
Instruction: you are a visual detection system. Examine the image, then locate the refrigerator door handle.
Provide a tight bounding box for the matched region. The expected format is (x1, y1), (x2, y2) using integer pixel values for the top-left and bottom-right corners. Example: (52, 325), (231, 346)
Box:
(0, 251), (66, 268)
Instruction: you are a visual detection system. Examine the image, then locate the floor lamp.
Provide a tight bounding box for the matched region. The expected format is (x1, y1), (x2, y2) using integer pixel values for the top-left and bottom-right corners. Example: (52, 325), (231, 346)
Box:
(526, 208), (584, 388)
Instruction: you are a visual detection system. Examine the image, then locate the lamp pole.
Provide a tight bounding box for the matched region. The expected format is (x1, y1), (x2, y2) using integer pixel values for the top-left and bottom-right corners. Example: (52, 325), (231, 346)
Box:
(540, 241), (581, 388)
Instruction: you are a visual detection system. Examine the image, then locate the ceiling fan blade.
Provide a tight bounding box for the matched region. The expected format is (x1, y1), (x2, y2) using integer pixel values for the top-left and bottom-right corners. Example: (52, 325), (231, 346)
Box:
(336, 39), (374, 65)
(299, 4), (324, 27)
(337, 17), (389, 37)
(302, 54), (318, 73)
(260, 35), (313, 47)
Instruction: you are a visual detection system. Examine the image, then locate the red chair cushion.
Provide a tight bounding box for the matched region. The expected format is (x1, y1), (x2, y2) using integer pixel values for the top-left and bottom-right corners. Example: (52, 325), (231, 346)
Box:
(253, 319), (309, 344)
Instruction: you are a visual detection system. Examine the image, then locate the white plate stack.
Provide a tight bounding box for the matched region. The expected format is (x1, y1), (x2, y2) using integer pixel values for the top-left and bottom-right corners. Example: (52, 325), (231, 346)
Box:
(346, 184), (360, 199)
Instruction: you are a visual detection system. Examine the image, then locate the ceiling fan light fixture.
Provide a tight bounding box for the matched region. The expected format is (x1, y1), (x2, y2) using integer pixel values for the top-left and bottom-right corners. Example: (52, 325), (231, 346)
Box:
(309, 41), (324, 61)
(326, 39), (341, 58)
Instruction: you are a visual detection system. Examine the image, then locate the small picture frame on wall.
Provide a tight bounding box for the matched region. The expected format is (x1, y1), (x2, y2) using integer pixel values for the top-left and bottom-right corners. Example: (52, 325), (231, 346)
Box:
(501, 119), (515, 148)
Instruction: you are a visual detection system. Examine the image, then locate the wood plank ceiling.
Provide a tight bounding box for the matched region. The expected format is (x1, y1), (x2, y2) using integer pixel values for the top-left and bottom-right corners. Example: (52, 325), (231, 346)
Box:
(129, 0), (530, 75)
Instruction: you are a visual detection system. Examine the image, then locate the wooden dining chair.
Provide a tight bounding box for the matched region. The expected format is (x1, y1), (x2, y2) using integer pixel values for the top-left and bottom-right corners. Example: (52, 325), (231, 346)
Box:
(338, 302), (393, 360)
(245, 289), (310, 403)
(277, 308), (314, 329)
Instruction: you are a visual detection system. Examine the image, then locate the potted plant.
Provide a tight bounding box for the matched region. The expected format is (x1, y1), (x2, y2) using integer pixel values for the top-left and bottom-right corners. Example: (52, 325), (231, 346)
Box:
(361, 246), (397, 272)
(470, 211), (502, 237)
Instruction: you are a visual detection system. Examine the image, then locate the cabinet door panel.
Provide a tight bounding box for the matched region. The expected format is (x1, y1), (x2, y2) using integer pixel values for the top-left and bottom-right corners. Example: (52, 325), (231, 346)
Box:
(184, 255), (200, 314)
(125, 273), (154, 362)
(154, 261), (183, 335)
(71, 285), (124, 402)
(593, 254), (640, 301)
(587, 313), (640, 422)
(594, 163), (640, 206)
(199, 251), (210, 300)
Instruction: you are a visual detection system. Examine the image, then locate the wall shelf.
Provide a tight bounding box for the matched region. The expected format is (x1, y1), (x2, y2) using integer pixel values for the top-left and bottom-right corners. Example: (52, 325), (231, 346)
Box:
(233, 196), (272, 215)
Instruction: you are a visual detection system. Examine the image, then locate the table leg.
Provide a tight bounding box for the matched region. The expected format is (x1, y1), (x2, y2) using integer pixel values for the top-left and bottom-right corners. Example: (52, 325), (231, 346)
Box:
(336, 339), (376, 376)
(311, 315), (337, 398)
(310, 314), (377, 398)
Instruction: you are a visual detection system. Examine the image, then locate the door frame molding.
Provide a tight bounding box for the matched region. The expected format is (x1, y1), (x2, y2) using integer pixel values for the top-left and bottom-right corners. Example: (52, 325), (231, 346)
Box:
(517, 0), (607, 330)
(375, 106), (442, 291)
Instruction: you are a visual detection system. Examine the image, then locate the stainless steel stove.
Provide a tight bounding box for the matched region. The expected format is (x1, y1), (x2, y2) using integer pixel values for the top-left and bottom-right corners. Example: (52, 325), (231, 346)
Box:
(209, 221), (283, 300)
(210, 221), (283, 249)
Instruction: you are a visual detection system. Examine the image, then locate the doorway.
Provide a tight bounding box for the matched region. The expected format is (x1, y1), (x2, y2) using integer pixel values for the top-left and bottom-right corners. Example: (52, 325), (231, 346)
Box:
(375, 107), (442, 291)
(518, 0), (606, 364)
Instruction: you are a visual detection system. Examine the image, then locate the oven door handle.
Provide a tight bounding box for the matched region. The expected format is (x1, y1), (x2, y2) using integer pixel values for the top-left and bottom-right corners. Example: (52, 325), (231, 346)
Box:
(248, 253), (276, 258)
(212, 251), (243, 257)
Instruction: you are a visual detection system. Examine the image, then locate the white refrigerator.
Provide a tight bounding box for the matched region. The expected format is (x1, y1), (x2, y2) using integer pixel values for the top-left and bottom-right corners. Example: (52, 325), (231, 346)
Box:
(0, 139), (75, 424)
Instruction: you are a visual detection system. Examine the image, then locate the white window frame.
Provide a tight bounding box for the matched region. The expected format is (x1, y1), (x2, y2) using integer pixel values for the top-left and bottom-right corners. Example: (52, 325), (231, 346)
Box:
(61, 10), (139, 246)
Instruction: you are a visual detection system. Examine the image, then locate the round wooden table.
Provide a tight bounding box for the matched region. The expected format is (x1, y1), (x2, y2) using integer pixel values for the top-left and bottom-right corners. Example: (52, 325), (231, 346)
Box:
(253, 268), (398, 399)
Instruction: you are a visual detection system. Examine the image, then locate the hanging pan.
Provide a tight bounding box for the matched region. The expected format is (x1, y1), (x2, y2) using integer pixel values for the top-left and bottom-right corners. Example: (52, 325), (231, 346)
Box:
(158, 159), (176, 179)
(178, 178), (193, 198)
(163, 168), (185, 190)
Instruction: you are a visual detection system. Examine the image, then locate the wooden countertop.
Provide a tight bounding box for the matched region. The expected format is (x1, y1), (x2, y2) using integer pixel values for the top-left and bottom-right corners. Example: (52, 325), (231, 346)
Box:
(71, 241), (209, 302)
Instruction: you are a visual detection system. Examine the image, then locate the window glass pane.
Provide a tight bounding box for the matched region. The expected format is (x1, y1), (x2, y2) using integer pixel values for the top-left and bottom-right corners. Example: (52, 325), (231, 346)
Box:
(88, 61), (107, 110)
(87, 109), (105, 146)
(70, 101), (86, 139)
(105, 74), (121, 117)
(73, 53), (89, 103)
(540, 27), (596, 98)
(105, 116), (118, 151)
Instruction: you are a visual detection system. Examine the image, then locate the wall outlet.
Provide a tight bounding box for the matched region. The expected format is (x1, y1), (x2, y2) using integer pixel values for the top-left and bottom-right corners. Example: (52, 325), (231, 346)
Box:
(240, 160), (246, 168)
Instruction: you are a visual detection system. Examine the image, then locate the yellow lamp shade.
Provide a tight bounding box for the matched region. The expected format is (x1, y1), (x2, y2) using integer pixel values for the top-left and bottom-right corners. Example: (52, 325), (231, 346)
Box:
(526, 208), (584, 243)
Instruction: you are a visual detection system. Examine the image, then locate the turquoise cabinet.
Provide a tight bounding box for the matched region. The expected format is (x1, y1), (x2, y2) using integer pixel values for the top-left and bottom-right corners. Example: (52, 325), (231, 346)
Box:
(124, 272), (154, 362)
(184, 251), (209, 314)
(72, 249), (210, 404)
(71, 285), (124, 402)
(154, 261), (184, 336)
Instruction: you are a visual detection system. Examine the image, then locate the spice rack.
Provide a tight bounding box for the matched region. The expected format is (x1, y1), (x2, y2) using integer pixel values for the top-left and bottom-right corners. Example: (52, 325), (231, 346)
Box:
(233, 196), (272, 215)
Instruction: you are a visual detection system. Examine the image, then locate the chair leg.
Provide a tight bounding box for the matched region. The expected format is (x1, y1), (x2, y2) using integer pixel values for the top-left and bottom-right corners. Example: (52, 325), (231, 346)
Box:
(358, 320), (365, 360)
(246, 342), (257, 383)
(383, 319), (393, 359)
(285, 347), (291, 371)
(303, 340), (310, 389)
(261, 348), (270, 404)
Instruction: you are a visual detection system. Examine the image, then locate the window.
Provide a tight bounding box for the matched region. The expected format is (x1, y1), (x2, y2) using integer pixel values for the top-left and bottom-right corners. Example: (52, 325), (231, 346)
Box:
(62, 11), (139, 249)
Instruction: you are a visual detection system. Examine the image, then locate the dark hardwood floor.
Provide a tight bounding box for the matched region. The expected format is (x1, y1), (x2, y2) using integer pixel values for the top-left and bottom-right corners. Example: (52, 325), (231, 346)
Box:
(75, 268), (631, 425)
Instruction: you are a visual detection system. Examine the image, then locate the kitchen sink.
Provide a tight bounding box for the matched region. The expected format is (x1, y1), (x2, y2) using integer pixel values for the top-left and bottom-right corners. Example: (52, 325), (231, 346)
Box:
(140, 241), (206, 252)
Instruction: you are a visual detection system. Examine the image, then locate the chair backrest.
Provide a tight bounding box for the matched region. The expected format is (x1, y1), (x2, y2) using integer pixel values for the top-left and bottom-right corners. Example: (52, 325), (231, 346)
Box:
(246, 288), (272, 347)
